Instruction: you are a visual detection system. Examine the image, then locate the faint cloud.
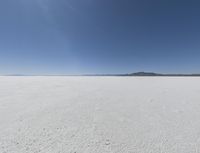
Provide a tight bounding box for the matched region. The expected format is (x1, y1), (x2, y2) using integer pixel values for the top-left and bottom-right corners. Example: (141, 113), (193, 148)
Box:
(36, 0), (50, 14)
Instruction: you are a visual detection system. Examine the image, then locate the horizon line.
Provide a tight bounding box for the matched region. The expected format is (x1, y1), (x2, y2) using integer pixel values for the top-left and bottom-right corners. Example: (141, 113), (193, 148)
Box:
(2, 72), (200, 76)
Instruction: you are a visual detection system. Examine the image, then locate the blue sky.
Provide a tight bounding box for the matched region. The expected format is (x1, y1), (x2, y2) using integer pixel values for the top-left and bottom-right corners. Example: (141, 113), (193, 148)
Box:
(0, 0), (200, 75)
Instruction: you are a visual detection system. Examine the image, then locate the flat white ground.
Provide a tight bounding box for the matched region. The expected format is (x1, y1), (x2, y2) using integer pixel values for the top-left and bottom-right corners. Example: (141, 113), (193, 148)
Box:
(0, 77), (200, 153)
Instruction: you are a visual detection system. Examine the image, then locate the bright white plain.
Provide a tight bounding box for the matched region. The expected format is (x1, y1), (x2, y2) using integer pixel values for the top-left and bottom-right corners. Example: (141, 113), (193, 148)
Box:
(0, 76), (200, 153)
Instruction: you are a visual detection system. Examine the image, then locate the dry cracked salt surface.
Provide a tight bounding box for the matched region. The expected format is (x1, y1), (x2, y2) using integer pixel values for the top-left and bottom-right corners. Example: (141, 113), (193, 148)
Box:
(0, 76), (200, 153)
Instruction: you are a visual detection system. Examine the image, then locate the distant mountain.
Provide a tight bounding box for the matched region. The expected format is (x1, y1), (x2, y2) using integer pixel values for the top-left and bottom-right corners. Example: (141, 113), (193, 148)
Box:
(128, 72), (163, 76)
(126, 72), (200, 76)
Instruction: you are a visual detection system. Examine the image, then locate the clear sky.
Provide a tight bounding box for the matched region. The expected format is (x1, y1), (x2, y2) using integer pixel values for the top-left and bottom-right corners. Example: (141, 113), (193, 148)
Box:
(0, 0), (200, 75)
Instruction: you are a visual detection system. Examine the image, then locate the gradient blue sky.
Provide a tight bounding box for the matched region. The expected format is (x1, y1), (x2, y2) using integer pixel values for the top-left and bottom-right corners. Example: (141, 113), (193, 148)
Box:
(0, 0), (200, 75)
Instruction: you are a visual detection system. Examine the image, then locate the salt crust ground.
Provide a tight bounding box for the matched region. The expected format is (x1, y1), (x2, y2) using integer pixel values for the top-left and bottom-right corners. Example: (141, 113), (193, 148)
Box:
(0, 76), (200, 153)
